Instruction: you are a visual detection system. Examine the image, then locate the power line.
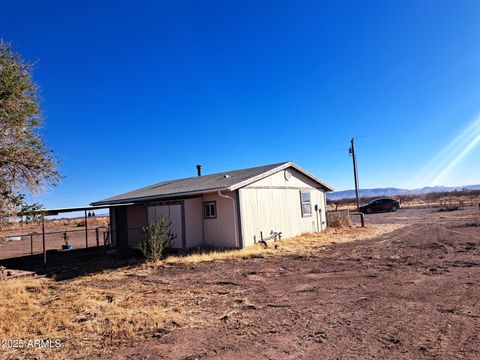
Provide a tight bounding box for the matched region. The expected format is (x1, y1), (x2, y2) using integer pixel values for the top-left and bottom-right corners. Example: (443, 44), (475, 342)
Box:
(287, 131), (460, 164)
(357, 133), (454, 149)
(291, 120), (461, 160)
(355, 120), (457, 139)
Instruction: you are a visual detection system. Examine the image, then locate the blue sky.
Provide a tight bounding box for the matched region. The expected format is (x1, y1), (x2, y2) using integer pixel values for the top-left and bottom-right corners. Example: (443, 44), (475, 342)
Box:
(1, 0), (480, 209)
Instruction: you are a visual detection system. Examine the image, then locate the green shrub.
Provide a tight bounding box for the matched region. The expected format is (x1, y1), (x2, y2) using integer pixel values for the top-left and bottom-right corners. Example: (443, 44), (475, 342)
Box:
(139, 215), (176, 261)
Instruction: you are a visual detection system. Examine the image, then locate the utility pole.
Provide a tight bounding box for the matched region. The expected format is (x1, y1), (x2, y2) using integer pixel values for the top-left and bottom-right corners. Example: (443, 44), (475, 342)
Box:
(349, 138), (360, 209)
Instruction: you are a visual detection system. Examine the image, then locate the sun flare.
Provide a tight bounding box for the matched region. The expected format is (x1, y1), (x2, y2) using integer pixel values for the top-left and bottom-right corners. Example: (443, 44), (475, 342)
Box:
(409, 116), (480, 187)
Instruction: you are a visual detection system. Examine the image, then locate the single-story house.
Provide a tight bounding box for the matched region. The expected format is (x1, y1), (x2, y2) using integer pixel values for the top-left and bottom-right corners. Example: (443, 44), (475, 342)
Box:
(91, 162), (334, 250)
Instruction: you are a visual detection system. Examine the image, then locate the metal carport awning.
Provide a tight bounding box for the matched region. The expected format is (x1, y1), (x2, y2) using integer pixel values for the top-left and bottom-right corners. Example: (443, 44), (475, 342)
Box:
(34, 203), (135, 216)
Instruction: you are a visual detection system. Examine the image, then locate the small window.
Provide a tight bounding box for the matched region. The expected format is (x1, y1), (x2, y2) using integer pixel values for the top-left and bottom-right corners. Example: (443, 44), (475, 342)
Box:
(300, 190), (312, 217)
(204, 201), (217, 219)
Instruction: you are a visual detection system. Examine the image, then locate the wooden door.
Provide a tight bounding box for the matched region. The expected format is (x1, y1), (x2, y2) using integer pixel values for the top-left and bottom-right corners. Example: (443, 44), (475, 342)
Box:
(147, 204), (183, 249)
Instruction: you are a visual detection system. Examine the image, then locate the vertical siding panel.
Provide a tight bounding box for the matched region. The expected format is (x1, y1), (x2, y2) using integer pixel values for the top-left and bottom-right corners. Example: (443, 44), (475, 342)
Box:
(239, 168), (329, 247)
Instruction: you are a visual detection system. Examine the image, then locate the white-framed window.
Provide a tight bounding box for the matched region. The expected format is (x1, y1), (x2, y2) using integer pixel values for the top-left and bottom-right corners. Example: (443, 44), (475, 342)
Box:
(300, 190), (312, 217)
(204, 201), (217, 219)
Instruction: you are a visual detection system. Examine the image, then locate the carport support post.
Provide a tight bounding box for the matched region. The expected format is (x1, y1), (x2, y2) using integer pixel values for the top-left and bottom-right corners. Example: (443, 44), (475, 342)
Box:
(84, 210), (88, 248)
(42, 215), (46, 269)
(181, 200), (187, 253)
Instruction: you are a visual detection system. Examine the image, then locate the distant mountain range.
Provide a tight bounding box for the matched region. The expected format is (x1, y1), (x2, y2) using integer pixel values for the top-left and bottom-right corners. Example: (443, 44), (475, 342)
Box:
(327, 185), (480, 201)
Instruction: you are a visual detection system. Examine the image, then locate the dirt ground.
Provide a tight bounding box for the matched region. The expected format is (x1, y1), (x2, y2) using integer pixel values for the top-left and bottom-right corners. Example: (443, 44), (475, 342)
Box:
(1, 207), (480, 359)
(102, 207), (480, 360)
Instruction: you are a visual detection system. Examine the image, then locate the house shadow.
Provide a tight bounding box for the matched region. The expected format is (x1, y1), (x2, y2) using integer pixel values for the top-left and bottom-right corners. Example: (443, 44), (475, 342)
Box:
(0, 247), (145, 281)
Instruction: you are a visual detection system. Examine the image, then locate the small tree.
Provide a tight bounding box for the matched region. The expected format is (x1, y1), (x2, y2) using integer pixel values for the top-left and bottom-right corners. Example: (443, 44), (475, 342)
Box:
(139, 215), (176, 261)
(0, 40), (60, 229)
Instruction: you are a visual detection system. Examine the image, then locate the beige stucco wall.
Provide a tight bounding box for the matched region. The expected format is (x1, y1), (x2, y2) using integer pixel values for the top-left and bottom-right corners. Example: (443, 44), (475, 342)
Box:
(202, 191), (238, 248)
(184, 197), (204, 247)
(239, 168), (327, 247)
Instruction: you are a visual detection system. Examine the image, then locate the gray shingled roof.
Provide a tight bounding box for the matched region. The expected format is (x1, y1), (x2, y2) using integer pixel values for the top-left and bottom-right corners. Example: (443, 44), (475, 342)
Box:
(91, 162), (333, 206)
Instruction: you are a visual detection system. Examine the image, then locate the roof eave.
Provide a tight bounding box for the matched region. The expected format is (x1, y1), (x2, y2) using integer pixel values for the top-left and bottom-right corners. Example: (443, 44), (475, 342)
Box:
(90, 187), (228, 207)
(228, 162), (292, 191)
(289, 163), (335, 192)
(228, 162), (334, 192)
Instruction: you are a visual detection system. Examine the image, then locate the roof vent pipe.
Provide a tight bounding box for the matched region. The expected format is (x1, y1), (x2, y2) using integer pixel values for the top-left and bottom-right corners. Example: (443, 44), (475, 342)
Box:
(196, 164), (202, 177)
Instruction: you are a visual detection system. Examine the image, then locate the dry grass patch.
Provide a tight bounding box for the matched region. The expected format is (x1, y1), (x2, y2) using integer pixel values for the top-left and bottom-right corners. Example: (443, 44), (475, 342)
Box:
(0, 223), (404, 359)
(0, 275), (205, 359)
(163, 223), (404, 265)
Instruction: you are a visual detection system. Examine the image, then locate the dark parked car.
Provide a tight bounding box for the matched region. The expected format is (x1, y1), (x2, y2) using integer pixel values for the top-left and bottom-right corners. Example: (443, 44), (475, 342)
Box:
(358, 198), (400, 214)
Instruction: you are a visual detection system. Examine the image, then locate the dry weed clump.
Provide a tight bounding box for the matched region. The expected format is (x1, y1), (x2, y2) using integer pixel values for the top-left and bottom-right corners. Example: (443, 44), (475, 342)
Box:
(327, 212), (352, 228)
(472, 213), (480, 225)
